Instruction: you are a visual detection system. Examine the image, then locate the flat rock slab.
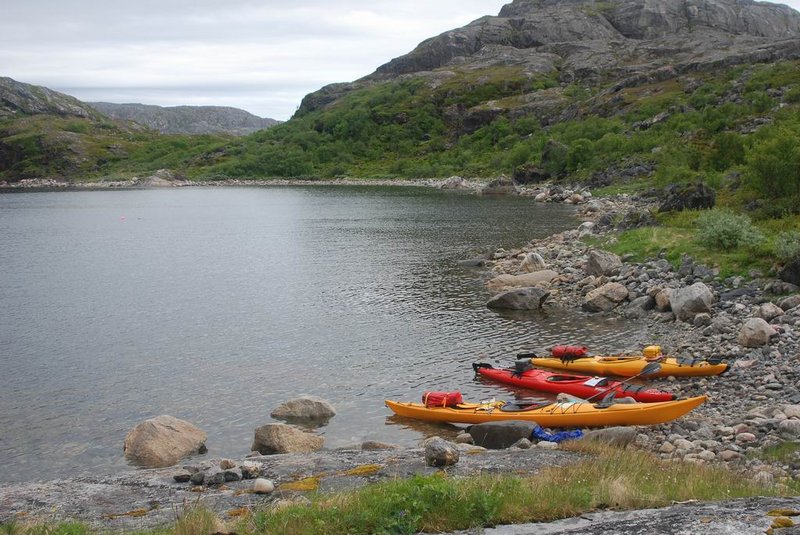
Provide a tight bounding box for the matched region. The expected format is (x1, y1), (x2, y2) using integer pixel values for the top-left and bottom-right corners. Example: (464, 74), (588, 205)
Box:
(451, 496), (800, 534)
(0, 447), (577, 530)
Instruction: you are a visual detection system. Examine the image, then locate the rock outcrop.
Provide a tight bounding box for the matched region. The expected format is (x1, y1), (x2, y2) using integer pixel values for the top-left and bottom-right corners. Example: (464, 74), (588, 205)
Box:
(299, 0), (800, 118)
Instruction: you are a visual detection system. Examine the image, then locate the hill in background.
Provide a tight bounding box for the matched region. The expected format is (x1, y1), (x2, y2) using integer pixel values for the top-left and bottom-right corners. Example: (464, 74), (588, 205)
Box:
(88, 102), (280, 136)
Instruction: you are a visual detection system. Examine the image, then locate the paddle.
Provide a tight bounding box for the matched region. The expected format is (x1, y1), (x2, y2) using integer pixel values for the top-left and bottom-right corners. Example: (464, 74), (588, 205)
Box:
(583, 361), (662, 404)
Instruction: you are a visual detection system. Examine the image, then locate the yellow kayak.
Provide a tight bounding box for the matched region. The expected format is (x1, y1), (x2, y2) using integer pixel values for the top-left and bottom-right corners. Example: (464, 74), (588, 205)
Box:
(385, 396), (707, 427)
(530, 355), (728, 378)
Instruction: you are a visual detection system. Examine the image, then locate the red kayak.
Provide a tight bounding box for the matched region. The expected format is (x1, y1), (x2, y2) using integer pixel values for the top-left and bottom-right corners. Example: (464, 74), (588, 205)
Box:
(473, 362), (675, 403)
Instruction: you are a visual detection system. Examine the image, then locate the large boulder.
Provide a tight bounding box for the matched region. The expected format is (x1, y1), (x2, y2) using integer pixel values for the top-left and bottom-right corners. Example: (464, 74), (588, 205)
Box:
(480, 176), (518, 195)
(251, 423), (324, 454)
(123, 415), (207, 468)
(424, 437), (460, 467)
(658, 182), (716, 213)
(486, 287), (550, 310)
(270, 396), (336, 423)
(486, 270), (558, 291)
(670, 282), (714, 322)
(468, 421), (538, 449)
(779, 258), (800, 286)
(584, 250), (623, 277)
(737, 318), (777, 348)
(582, 282), (629, 312)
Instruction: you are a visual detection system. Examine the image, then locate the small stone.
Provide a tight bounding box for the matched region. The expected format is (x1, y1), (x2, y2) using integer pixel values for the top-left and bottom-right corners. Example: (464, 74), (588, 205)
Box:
(240, 461), (262, 479)
(220, 459), (236, 470)
(189, 471), (205, 485)
(512, 438), (533, 449)
(424, 437), (460, 467)
(173, 470), (192, 483)
(253, 478), (275, 494)
(536, 441), (559, 450)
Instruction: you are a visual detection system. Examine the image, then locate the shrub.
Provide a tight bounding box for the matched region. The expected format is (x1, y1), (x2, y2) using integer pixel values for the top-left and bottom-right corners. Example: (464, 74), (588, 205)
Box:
(747, 129), (800, 198)
(695, 209), (765, 251)
(775, 230), (800, 262)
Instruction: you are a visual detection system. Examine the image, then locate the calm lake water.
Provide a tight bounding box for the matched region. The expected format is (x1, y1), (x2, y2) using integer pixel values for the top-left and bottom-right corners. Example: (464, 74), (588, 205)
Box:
(0, 186), (641, 483)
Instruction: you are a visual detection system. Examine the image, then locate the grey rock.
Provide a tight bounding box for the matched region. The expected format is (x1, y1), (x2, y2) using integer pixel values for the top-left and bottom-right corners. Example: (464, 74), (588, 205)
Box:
(253, 478), (275, 494)
(737, 318), (777, 347)
(469, 421), (539, 449)
(670, 282), (715, 322)
(778, 294), (800, 311)
(486, 270), (559, 290)
(487, 286), (550, 310)
(271, 396), (336, 423)
(582, 282), (629, 312)
(123, 415), (207, 469)
(582, 426), (639, 447)
(520, 251), (548, 272)
(424, 437), (460, 467)
(658, 182), (716, 213)
(755, 303), (784, 322)
(584, 250), (623, 277)
(251, 423), (324, 455)
(480, 176), (518, 195)
(778, 419), (800, 438)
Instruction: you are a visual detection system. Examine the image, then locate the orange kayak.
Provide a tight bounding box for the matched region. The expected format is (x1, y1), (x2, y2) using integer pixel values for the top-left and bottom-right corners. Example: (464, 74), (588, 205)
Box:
(385, 396), (707, 427)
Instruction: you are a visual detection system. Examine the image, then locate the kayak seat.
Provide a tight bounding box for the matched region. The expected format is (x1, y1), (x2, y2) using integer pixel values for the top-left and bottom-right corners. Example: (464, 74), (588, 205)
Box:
(499, 400), (552, 412)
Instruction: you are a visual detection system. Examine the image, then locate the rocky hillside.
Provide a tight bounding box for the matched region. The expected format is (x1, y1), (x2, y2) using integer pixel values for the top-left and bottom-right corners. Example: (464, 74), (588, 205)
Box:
(88, 102), (280, 136)
(0, 77), (228, 182)
(300, 0), (800, 114)
(0, 76), (103, 120)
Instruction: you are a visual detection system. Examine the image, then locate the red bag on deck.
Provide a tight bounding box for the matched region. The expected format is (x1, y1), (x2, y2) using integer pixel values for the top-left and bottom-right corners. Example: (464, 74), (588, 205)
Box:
(552, 345), (589, 358)
(423, 391), (464, 407)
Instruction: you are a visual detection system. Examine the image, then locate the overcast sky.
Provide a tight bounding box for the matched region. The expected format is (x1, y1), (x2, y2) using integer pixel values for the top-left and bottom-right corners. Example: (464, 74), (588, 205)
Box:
(3, 0), (800, 121)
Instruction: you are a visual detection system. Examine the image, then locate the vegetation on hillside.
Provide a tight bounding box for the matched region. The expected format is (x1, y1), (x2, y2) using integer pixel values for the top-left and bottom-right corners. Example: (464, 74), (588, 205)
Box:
(2, 59), (799, 277)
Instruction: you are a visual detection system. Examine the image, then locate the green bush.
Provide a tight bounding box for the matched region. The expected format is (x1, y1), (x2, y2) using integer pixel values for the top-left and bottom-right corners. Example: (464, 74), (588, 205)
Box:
(775, 230), (800, 262)
(695, 209), (765, 251)
(747, 127), (800, 197)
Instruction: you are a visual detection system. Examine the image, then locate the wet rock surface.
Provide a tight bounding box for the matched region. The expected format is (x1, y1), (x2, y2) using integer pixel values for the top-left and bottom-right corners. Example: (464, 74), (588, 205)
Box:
(451, 497), (800, 534)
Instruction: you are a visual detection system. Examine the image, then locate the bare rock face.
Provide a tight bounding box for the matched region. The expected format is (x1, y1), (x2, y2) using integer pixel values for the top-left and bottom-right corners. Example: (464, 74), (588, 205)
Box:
(123, 415), (207, 468)
(251, 423), (324, 455)
(270, 396), (337, 423)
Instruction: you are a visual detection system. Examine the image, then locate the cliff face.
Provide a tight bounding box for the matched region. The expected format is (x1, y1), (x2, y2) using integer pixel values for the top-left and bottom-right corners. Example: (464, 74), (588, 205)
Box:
(299, 0), (800, 114)
(88, 102), (280, 136)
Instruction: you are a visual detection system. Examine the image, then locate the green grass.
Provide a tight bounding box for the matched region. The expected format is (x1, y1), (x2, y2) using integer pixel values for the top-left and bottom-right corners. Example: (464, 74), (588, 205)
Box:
(4, 442), (793, 535)
(748, 441), (800, 464)
(589, 208), (798, 278)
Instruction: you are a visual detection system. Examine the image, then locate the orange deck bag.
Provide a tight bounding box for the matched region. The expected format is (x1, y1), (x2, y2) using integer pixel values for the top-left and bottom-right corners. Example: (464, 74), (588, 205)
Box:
(422, 391), (464, 407)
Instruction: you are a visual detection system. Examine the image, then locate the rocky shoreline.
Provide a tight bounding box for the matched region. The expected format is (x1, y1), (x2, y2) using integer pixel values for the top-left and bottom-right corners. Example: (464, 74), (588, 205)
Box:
(1, 177), (799, 532)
